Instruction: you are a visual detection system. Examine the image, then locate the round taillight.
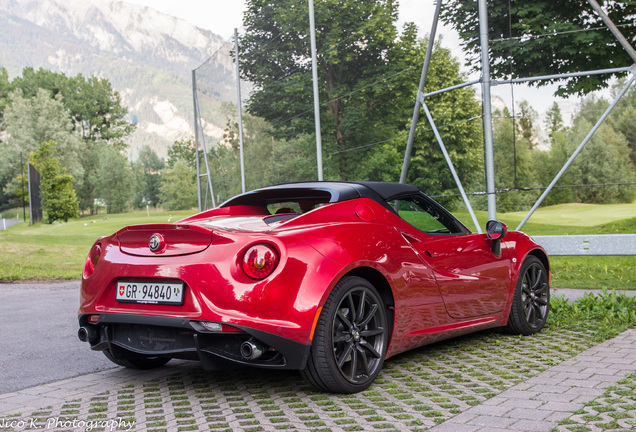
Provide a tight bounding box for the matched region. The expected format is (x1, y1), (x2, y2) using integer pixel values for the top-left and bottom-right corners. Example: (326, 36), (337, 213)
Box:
(89, 243), (102, 268)
(242, 244), (279, 280)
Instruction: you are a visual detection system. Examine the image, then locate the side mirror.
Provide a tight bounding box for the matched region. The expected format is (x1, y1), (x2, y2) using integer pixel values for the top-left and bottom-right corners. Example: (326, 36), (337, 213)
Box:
(486, 220), (507, 241)
(486, 220), (507, 255)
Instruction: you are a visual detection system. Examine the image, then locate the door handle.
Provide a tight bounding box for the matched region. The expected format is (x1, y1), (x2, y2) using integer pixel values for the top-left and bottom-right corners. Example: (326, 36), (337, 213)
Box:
(425, 249), (438, 258)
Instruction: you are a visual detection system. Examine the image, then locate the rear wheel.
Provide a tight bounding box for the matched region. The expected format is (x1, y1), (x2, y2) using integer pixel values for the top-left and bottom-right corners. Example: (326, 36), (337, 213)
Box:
(504, 255), (549, 335)
(103, 348), (171, 369)
(301, 276), (388, 393)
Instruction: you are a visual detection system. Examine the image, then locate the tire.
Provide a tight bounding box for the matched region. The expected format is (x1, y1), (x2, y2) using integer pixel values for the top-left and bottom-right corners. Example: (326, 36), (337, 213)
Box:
(103, 348), (171, 370)
(504, 255), (550, 335)
(301, 276), (388, 393)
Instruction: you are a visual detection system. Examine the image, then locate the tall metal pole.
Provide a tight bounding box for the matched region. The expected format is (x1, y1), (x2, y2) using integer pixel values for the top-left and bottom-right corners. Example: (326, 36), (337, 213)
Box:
(308, 0), (323, 181)
(192, 70), (202, 212)
(20, 149), (25, 222)
(399, 0), (443, 184)
(478, 0), (497, 221)
(27, 162), (33, 225)
(234, 28), (246, 193)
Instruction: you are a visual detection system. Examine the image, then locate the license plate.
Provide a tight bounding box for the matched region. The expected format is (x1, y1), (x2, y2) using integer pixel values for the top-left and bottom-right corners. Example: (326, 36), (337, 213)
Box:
(116, 281), (184, 305)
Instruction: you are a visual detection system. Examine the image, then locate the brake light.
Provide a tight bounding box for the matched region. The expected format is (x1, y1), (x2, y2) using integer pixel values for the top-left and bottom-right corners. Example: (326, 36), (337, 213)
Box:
(90, 243), (102, 268)
(83, 242), (102, 277)
(242, 244), (279, 280)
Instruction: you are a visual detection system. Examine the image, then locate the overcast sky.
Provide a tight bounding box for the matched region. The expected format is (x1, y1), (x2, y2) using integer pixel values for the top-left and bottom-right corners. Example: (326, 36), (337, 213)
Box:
(125, 0), (457, 43)
(125, 0), (585, 119)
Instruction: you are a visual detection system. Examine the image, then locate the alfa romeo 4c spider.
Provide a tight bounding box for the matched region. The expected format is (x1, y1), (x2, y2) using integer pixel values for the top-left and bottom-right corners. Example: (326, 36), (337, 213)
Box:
(78, 181), (550, 393)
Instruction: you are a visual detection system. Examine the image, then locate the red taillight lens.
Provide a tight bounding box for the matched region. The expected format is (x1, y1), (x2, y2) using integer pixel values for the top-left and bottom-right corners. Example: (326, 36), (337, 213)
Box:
(242, 244), (279, 280)
(90, 243), (102, 268)
(84, 242), (102, 277)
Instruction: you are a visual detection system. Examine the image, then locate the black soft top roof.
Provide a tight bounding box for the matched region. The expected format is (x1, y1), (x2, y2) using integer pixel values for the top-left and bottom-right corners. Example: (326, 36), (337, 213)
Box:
(220, 181), (421, 208)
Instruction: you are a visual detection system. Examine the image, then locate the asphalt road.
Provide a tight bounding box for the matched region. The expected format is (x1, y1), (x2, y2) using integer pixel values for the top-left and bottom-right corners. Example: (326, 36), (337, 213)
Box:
(0, 281), (115, 394)
(1, 218), (23, 229)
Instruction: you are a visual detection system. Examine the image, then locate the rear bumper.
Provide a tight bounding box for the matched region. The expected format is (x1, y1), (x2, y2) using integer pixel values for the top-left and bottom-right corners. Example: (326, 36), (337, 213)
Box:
(78, 313), (311, 370)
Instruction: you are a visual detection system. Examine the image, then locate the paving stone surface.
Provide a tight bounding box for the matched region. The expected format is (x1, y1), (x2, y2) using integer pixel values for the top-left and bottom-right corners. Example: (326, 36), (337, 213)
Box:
(0, 327), (635, 431)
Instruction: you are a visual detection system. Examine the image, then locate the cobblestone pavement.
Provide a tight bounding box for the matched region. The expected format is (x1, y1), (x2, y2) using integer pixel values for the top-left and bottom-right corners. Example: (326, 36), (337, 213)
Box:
(1, 327), (635, 432)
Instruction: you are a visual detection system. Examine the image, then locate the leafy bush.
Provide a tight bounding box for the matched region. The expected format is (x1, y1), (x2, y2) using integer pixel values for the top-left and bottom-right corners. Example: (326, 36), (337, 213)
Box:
(31, 140), (79, 223)
(549, 288), (636, 341)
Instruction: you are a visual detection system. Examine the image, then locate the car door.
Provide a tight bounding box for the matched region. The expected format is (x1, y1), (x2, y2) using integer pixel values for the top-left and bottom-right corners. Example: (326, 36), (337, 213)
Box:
(389, 195), (511, 319)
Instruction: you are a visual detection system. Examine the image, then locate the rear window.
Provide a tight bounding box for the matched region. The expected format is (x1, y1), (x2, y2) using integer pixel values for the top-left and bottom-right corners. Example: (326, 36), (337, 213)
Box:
(267, 201), (326, 214)
(222, 189), (332, 214)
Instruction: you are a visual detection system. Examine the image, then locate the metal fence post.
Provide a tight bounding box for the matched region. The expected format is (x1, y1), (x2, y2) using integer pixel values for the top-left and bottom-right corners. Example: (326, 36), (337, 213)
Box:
(192, 70), (202, 212)
(478, 0), (497, 222)
(234, 28), (246, 193)
(308, 0), (323, 181)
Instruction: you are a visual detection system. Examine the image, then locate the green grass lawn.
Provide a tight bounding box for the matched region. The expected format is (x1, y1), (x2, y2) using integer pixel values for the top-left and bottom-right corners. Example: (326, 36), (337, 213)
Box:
(0, 209), (193, 280)
(452, 200), (636, 234)
(504, 201), (636, 227)
(0, 202), (634, 288)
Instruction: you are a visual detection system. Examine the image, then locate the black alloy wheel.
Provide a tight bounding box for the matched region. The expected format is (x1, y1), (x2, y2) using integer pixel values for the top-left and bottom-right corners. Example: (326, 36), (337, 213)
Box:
(332, 284), (386, 384)
(301, 276), (388, 393)
(504, 255), (550, 335)
(521, 261), (550, 329)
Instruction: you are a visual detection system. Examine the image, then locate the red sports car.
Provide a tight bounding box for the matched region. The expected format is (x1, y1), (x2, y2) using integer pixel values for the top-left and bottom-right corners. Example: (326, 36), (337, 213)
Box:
(78, 181), (550, 393)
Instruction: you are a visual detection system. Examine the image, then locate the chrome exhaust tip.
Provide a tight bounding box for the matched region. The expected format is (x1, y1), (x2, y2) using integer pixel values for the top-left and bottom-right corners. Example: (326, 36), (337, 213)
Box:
(240, 339), (266, 360)
(78, 326), (97, 343)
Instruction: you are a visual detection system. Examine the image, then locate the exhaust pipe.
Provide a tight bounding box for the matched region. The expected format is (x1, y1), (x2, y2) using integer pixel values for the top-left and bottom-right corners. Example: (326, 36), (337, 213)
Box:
(240, 339), (266, 360)
(78, 326), (98, 343)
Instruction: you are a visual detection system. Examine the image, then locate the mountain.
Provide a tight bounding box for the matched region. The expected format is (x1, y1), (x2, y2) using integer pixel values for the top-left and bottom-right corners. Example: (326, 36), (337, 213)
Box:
(0, 0), (236, 158)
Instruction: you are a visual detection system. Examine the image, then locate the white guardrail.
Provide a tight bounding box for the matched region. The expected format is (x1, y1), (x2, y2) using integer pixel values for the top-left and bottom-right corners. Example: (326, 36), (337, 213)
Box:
(532, 234), (636, 256)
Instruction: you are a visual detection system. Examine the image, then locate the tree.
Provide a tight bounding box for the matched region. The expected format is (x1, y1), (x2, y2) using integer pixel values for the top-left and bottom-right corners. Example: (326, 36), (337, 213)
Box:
(544, 102), (564, 140)
(240, 0), (417, 179)
(610, 79), (636, 165)
(160, 160), (197, 210)
(441, 0), (636, 96)
(566, 112), (634, 203)
(167, 138), (197, 168)
(95, 145), (134, 214)
(2, 170), (28, 211)
(489, 108), (540, 212)
(11, 68), (134, 149)
(137, 145), (164, 207)
(239, 3), (484, 200)
(535, 124), (573, 206)
(517, 101), (538, 148)
(536, 96), (635, 205)
(0, 67), (9, 125)
(2, 89), (84, 186)
(31, 141), (79, 223)
(8, 68), (135, 213)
